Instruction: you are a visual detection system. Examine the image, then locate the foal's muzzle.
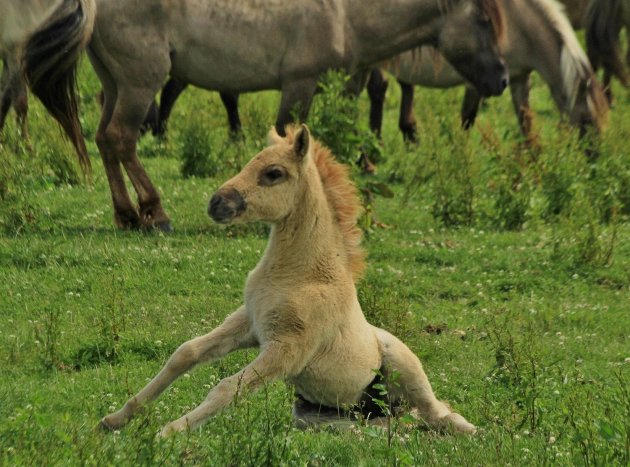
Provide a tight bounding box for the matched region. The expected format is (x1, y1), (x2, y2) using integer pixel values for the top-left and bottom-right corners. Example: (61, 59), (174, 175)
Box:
(208, 188), (246, 223)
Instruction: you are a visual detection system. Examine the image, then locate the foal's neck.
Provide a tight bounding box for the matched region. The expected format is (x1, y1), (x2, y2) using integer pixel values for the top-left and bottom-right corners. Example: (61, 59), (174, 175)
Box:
(262, 176), (345, 279)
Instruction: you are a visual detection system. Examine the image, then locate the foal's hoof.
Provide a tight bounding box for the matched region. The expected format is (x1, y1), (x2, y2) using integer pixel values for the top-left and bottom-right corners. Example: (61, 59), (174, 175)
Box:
(98, 416), (117, 432)
(441, 413), (476, 434)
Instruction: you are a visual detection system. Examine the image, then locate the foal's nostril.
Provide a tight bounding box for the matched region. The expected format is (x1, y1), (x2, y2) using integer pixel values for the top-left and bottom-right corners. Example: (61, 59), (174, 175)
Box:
(208, 193), (222, 217)
(208, 188), (246, 222)
(501, 78), (508, 90)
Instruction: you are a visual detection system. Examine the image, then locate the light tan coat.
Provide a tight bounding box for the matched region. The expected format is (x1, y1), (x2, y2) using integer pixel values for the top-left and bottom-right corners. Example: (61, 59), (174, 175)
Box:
(101, 125), (476, 436)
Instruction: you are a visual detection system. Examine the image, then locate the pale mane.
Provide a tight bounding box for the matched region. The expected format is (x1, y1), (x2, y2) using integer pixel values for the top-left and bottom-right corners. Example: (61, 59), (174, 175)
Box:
(528, 0), (608, 128)
(529, 0), (591, 106)
(275, 125), (366, 281)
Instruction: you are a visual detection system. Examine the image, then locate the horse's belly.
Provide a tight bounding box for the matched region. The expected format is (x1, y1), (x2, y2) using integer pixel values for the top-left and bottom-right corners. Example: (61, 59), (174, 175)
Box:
(290, 326), (382, 407)
(171, 50), (283, 92)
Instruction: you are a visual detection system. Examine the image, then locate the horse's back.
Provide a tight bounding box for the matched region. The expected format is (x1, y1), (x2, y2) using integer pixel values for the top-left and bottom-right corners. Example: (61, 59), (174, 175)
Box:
(92, 0), (350, 92)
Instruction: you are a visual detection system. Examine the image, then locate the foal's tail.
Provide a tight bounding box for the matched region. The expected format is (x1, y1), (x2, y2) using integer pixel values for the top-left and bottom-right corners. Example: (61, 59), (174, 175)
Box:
(23, 0), (96, 175)
(585, 0), (629, 87)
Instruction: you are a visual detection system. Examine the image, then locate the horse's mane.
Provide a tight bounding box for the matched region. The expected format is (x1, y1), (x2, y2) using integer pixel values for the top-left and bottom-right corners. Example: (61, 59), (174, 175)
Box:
(528, 0), (608, 129)
(585, 0), (629, 85)
(481, 0), (506, 44)
(271, 125), (366, 281)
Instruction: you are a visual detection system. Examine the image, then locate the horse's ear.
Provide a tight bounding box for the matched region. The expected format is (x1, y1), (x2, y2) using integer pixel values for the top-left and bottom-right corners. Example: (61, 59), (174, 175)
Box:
(293, 124), (311, 161)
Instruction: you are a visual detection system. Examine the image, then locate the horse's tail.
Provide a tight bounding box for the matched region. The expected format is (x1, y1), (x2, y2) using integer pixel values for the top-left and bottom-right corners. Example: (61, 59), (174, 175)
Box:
(585, 0), (629, 87)
(23, 0), (96, 175)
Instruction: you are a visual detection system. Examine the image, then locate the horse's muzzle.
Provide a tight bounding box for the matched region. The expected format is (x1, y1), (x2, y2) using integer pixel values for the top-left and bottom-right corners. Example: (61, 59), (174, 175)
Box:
(208, 188), (246, 223)
(483, 59), (509, 97)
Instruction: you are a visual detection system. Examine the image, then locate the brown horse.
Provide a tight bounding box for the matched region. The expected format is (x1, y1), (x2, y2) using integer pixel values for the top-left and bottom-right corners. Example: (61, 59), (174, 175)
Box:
(368, 0), (608, 144)
(101, 124), (477, 436)
(50, 0), (507, 232)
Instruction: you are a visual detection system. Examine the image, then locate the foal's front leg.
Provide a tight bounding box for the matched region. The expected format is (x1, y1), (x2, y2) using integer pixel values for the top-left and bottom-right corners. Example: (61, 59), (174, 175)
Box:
(159, 341), (300, 436)
(100, 306), (256, 430)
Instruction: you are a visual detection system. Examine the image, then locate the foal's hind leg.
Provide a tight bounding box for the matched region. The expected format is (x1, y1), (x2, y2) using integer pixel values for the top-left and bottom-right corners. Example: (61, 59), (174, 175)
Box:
(101, 307), (256, 430)
(374, 327), (476, 434)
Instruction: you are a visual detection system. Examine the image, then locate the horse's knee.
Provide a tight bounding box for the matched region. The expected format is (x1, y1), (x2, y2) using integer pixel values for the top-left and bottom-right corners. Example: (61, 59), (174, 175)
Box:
(96, 124), (134, 158)
(168, 341), (200, 371)
(367, 69), (388, 102)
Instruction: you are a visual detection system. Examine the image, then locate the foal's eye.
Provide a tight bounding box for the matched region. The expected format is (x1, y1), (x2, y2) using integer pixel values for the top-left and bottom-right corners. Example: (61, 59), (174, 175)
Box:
(259, 166), (287, 186)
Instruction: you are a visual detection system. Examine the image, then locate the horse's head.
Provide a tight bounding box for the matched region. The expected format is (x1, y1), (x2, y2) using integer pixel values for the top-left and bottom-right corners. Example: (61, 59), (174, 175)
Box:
(208, 125), (312, 224)
(438, 0), (508, 97)
(569, 76), (609, 137)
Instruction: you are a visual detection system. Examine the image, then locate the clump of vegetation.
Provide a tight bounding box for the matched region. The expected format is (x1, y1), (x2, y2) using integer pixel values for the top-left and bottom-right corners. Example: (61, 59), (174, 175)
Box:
(309, 70), (382, 166)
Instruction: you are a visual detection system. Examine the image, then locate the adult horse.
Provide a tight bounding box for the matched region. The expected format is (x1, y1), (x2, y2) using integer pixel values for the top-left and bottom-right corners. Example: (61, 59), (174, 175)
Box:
(367, 0), (608, 144)
(84, 0), (507, 231)
(0, 0), (94, 172)
(101, 124), (477, 436)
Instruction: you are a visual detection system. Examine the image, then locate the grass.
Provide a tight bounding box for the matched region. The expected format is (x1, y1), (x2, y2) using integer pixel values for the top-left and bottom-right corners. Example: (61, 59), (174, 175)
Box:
(0, 60), (629, 465)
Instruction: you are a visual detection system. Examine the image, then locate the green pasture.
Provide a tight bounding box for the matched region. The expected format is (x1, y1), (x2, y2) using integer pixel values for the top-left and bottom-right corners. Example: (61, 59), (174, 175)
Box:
(0, 59), (629, 465)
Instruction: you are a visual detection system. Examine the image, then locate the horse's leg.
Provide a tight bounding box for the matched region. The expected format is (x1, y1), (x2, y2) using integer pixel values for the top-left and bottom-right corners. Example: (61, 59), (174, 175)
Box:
(366, 68), (388, 138)
(156, 78), (188, 137)
(0, 86), (11, 135)
(509, 75), (537, 146)
(12, 73), (29, 141)
(461, 87), (481, 130)
(603, 70), (613, 104)
(140, 100), (159, 136)
(101, 307), (256, 430)
(89, 50), (140, 228)
(275, 78), (319, 136)
(397, 81), (418, 142)
(0, 61), (12, 134)
(374, 328), (476, 434)
(110, 87), (173, 230)
(159, 339), (299, 436)
(219, 92), (242, 136)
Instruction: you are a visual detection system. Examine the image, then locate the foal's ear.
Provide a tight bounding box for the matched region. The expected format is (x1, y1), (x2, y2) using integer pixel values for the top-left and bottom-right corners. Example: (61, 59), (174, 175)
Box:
(293, 124), (311, 162)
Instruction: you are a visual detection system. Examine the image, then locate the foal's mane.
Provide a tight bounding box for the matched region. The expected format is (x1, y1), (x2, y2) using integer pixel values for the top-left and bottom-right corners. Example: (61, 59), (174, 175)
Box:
(528, 0), (608, 128)
(272, 126), (366, 281)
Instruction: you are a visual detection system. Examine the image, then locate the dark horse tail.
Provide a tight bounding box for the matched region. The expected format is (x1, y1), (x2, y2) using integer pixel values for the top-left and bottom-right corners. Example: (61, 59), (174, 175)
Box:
(23, 0), (96, 175)
(585, 0), (629, 87)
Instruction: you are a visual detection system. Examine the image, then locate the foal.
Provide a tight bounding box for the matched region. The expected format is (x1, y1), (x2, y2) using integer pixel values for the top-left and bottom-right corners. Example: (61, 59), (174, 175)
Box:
(100, 125), (475, 436)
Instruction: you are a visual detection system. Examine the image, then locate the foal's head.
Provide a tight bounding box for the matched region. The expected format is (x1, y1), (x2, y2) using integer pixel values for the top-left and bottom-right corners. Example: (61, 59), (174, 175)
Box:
(208, 125), (314, 225)
(438, 0), (508, 97)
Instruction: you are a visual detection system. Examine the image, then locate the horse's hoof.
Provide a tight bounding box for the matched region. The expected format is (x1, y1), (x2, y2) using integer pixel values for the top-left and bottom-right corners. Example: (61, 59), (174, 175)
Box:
(155, 221), (173, 233)
(115, 211), (142, 230)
